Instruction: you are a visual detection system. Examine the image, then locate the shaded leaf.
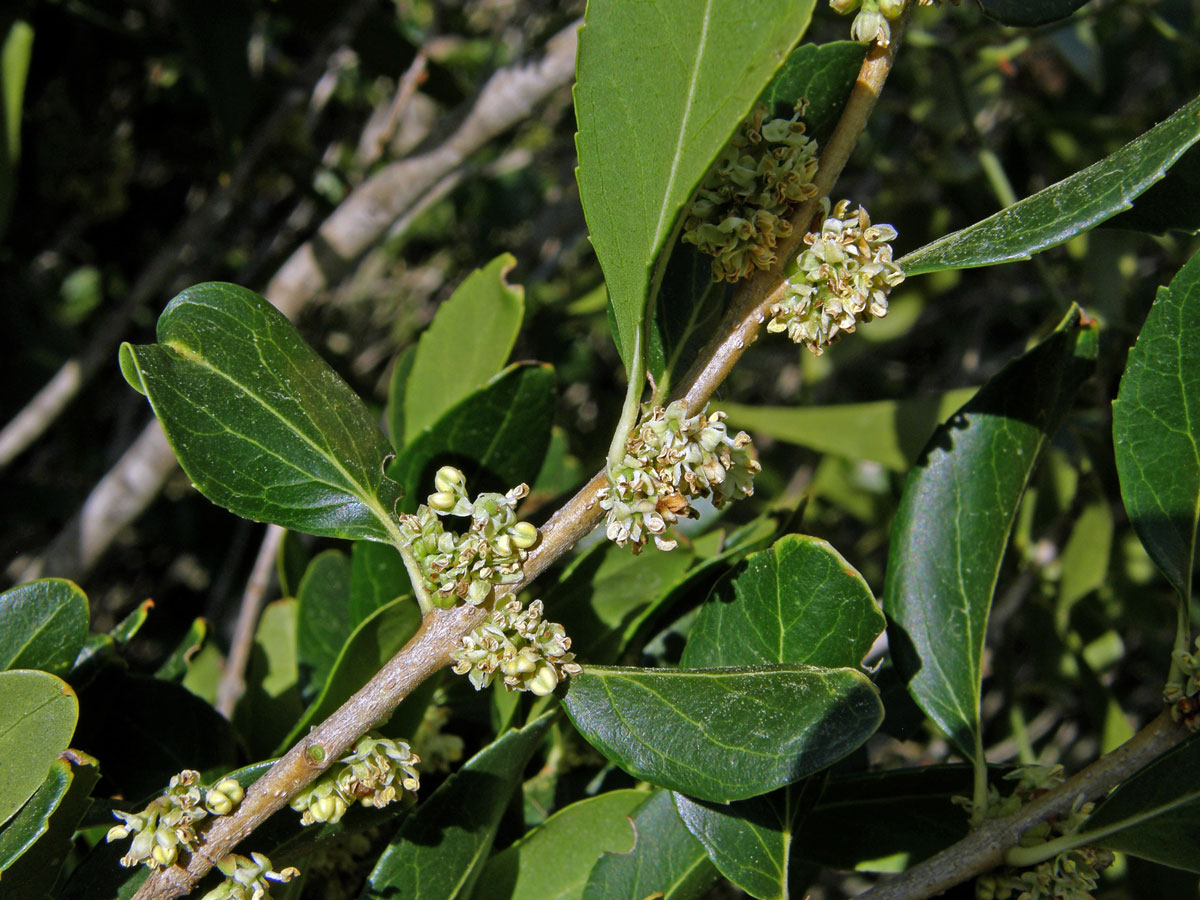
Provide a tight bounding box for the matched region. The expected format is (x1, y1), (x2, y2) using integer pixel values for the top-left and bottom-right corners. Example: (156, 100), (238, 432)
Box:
(363, 712), (555, 900)
(0, 670), (78, 828)
(681, 534), (884, 670)
(1107, 142), (1200, 235)
(108, 599), (153, 647)
(575, 0), (815, 368)
(758, 41), (867, 145)
(899, 95), (1200, 276)
(389, 363), (556, 512)
(885, 308), (1098, 760)
(976, 0), (1091, 26)
(155, 617), (207, 682)
(351, 540), (411, 625)
(403, 254), (524, 445)
(119, 282), (403, 542)
(0, 579), (88, 676)
(723, 388), (978, 472)
(295, 549), (353, 697)
(582, 789), (717, 900)
(472, 789), (644, 900)
(563, 665), (882, 803)
(234, 599), (303, 760)
(1113, 248), (1200, 602)
(386, 344), (417, 451)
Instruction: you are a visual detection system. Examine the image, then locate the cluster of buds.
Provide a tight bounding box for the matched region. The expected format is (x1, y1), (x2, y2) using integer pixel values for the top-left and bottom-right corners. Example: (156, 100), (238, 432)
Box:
(200, 852), (299, 900)
(681, 102), (819, 283)
(767, 198), (903, 355)
(106, 770), (244, 869)
(452, 598), (582, 695)
(1167, 636), (1200, 729)
(289, 732), (420, 826)
(398, 466), (539, 608)
(599, 401), (759, 553)
(829, 0), (909, 45)
(976, 846), (1114, 900)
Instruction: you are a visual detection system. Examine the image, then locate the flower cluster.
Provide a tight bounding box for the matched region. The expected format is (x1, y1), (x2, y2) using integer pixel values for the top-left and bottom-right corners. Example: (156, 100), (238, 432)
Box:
(106, 770), (244, 869)
(681, 102), (819, 283)
(200, 852), (299, 900)
(767, 198), (903, 355)
(399, 466), (539, 608)
(829, 0), (909, 45)
(599, 401), (759, 553)
(289, 732), (420, 826)
(452, 598), (582, 695)
(1167, 635), (1200, 728)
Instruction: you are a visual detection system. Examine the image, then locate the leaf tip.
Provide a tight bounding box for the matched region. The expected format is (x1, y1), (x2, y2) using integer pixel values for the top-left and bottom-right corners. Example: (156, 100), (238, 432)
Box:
(118, 343), (147, 396)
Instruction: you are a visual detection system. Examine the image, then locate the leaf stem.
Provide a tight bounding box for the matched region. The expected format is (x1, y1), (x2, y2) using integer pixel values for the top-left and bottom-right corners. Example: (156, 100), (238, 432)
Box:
(970, 729), (988, 827)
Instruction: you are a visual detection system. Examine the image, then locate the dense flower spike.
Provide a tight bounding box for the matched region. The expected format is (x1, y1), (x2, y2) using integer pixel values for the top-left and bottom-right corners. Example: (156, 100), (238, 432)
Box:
(398, 466), (539, 609)
(681, 102), (819, 282)
(767, 198), (903, 355)
(599, 401), (760, 553)
(452, 598), (582, 694)
(200, 852), (299, 900)
(289, 732), (420, 826)
(106, 770), (245, 870)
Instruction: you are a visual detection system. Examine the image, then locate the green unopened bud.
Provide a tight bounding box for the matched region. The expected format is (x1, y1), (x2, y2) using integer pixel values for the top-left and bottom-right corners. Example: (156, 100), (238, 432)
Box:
(215, 778), (244, 805)
(151, 840), (178, 868)
(428, 491), (457, 511)
(206, 790), (234, 816)
(529, 664), (560, 696)
(435, 466), (465, 494)
(510, 521), (538, 549)
(878, 0), (905, 16)
(466, 579), (491, 606)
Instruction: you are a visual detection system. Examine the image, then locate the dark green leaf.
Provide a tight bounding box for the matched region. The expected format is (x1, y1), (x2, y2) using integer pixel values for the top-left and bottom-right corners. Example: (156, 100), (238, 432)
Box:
(1107, 142), (1200, 235)
(976, 0), (1091, 26)
(386, 344), (417, 451)
(0, 670), (78, 828)
(154, 617), (207, 682)
(885, 308), (1098, 759)
(276, 597), (421, 753)
(403, 254), (524, 445)
(234, 599), (303, 760)
(722, 388), (978, 472)
(108, 599), (153, 647)
(0, 751), (99, 892)
(648, 243), (723, 389)
(350, 540), (411, 625)
(575, 0), (815, 368)
(276, 528), (308, 598)
(119, 282), (403, 542)
(1113, 248), (1200, 602)
(681, 534), (884, 670)
(389, 363), (555, 512)
(757, 41), (867, 145)
(582, 789), (717, 900)
(472, 789), (643, 900)
(899, 95), (1200, 276)
(363, 711), (555, 900)
(563, 665), (882, 803)
(295, 549), (353, 696)
(0, 579), (88, 676)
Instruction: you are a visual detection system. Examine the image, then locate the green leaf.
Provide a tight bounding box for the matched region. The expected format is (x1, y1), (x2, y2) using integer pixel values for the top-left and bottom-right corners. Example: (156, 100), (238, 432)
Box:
(563, 665), (882, 803)
(0, 751), (99, 892)
(363, 711), (555, 900)
(154, 617), (208, 682)
(899, 94), (1200, 276)
(1057, 499), (1114, 613)
(386, 344), (417, 451)
(582, 789), (718, 900)
(119, 282), (403, 543)
(1107, 142), (1200, 236)
(0, 19), (33, 240)
(234, 599), (303, 760)
(885, 308), (1098, 760)
(0, 579), (88, 676)
(681, 534), (884, 670)
(757, 41), (867, 145)
(351, 540), (411, 625)
(0, 670), (78, 828)
(1079, 731), (1200, 872)
(295, 549), (353, 696)
(472, 789), (644, 900)
(403, 254), (524, 445)
(389, 363), (555, 511)
(575, 0), (815, 368)
(109, 599), (153, 647)
(276, 528), (308, 598)
(722, 388), (978, 472)
(276, 597), (421, 754)
(977, 0), (1091, 26)
(1113, 248), (1200, 603)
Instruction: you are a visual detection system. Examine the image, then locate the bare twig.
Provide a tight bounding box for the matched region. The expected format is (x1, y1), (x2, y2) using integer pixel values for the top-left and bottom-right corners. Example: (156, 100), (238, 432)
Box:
(357, 52), (429, 166)
(214, 524), (286, 719)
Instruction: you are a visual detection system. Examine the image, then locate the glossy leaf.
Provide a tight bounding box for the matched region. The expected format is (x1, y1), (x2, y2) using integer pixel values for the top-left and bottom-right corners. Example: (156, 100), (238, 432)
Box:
(295, 549), (353, 696)
(899, 95), (1200, 276)
(0, 670), (78, 828)
(681, 534), (884, 670)
(1081, 731), (1200, 871)
(234, 599), (303, 760)
(977, 0), (1091, 25)
(0, 751), (98, 891)
(0, 578), (88, 676)
(119, 281), (403, 542)
(575, 0), (814, 368)
(564, 665), (882, 803)
(582, 789), (717, 900)
(885, 309), (1098, 759)
(363, 712), (555, 900)
(473, 789), (644, 900)
(108, 599), (153, 647)
(757, 41), (867, 145)
(350, 540), (411, 625)
(389, 363), (555, 512)
(1113, 248), (1200, 602)
(403, 254), (524, 445)
(722, 388), (978, 472)
(277, 597), (421, 753)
